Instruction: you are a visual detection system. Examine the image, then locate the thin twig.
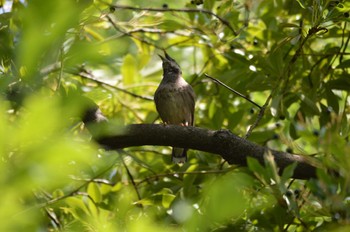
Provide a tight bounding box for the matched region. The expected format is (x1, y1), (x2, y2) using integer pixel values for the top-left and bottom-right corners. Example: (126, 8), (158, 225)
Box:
(103, 2), (238, 36)
(137, 168), (233, 186)
(283, 26), (327, 92)
(72, 69), (153, 101)
(191, 52), (221, 85)
(104, 13), (163, 50)
(128, 28), (170, 34)
(122, 150), (159, 175)
(71, 177), (115, 186)
(40, 63), (154, 101)
(120, 156), (143, 207)
(244, 94), (272, 139)
(306, 54), (333, 88)
(117, 97), (146, 122)
(37, 157), (119, 208)
(45, 208), (61, 230)
(204, 73), (262, 109)
(339, 23), (349, 63)
(165, 37), (195, 49)
(56, 47), (64, 91)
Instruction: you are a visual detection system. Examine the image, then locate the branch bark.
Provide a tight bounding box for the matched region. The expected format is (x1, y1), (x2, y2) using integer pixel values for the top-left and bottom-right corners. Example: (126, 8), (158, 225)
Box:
(84, 107), (318, 180)
(82, 101), (319, 180)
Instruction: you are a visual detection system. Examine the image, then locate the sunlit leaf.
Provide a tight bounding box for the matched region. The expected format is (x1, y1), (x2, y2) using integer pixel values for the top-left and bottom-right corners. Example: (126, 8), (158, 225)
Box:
(162, 193), (176, 208)
(88, 182), (102, 203)
(122, 54), (139, 86)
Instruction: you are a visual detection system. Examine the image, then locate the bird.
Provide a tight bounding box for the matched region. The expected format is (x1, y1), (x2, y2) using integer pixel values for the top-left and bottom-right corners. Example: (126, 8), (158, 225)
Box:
(154, 51), (196, 163)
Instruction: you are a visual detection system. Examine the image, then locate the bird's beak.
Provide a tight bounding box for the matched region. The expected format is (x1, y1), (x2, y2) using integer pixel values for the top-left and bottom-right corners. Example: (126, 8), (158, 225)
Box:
(158, 54), (165, 61)
(159, 51), (173, 62)
(158, 51), (173, 61)
(164, 51), (172, 60)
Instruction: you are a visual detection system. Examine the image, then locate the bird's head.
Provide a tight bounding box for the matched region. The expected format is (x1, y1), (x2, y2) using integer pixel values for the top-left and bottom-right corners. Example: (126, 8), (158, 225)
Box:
(158, 51), (182, 76)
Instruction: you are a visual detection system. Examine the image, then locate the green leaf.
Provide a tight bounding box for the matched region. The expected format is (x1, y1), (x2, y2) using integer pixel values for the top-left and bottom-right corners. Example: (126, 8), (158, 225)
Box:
(249, 130), (276, 143)
(121, 54), (139, 86)
(64, 197), (90, 218)
(198, 173), (252, 228)
(271, 95), (282, 117)
(247, 157), (266, 178)
(289, 122), (299, 139)
(335, 59), (350, 69)
(160, 20), (185, 31)
(263, 151), (280, 184)
(327, 73), (350, 90)
(203, 0), (215, 10)
(162, 194), (176, 209)
(87, 182), (102, 203)
(325, 87), (339, 113)
(18, 0), (81, 81)
(281, 162), (297, 183)
(227, 110), (245, 129)
(296, 0), (307, 9)
(299, 93), (320, 115)
(208, 98), (217, 119)
(212, 109), (225, 129)
(183, 164), (198, 197)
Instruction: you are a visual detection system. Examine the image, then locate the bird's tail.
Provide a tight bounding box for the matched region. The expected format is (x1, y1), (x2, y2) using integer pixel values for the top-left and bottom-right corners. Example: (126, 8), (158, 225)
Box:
(172, 147), (187, 164)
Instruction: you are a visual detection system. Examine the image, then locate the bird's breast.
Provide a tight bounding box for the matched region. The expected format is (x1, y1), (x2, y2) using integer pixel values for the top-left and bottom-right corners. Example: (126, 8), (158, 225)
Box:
(154, 81), (194, 125)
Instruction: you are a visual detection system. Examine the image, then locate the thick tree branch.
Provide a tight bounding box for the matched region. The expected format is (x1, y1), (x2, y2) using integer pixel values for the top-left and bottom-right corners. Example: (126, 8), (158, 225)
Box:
(83, 104), (319, 180)
(81, 100), (320, 180)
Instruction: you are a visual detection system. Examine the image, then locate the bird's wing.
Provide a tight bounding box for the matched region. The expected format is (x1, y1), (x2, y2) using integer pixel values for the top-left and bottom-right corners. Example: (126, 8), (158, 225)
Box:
(180, 84), (196, 126)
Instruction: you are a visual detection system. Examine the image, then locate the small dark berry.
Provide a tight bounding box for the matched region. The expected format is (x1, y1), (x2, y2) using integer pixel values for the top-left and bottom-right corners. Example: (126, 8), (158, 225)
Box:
(286, 190), (293, 197)
(196, 0), (203, 5)
(109, 6), (115, 13)
(275, 122), (281, 128)
(250, 108), (255, 114)
(294, 189), (301, 198)
(279, 115), (286, 120)
(162, 3), (168, 8)
(272, 134), (279, 140)
(286, 147), (293, 153)
(344, 12), (349, 18)
(313, 130), (319, 136)
(190, 0), (195, 4)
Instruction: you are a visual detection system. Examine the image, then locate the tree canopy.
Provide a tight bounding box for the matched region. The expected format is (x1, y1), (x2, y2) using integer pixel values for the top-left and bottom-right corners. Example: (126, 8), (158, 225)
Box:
(0, 0), (350, 231)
